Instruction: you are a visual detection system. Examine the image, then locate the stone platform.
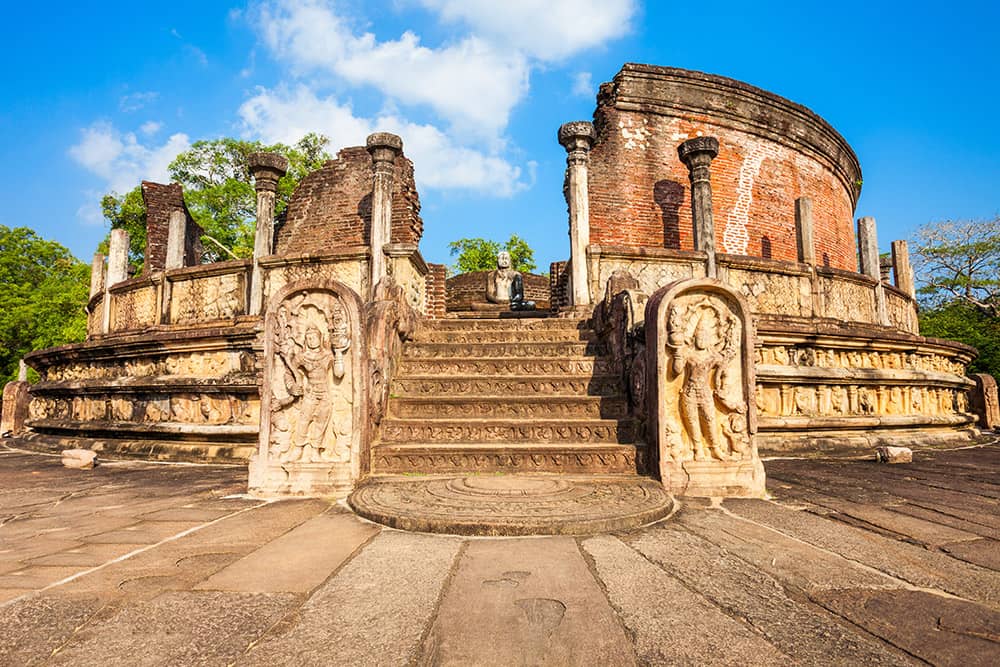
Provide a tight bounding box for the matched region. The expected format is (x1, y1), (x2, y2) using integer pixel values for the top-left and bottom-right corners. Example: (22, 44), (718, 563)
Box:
(348, 474), (674, 535)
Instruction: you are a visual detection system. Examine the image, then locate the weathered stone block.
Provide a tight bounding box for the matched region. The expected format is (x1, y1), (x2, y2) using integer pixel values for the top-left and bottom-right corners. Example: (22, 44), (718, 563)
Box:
(61, 449), (97, 469)
(1, 380), (30, 436)
(970, 373), (999, 430)
(875, 446), (912, 464)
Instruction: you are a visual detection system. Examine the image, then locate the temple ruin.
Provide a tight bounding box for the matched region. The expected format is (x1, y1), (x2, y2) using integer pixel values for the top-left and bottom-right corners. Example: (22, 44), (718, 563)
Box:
(6, 64), (989, 531)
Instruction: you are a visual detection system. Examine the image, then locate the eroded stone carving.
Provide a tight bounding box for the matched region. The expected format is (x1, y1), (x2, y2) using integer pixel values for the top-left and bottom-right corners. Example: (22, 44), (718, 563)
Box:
(250, 281), (363, 498)
(486, 251), (535, 311)
(647, 279), (764, 497)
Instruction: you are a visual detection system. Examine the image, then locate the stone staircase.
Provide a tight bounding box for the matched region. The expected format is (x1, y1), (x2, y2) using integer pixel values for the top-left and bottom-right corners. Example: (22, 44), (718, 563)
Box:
(371, 317), (643, 475)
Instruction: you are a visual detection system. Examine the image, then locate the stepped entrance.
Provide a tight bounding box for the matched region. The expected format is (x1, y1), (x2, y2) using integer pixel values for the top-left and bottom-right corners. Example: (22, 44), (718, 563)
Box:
(348, 315), (674, 535)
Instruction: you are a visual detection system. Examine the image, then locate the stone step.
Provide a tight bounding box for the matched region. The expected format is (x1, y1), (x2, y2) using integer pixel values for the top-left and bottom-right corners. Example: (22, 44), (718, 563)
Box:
(402, 341), (604, 359)
(379, 418), (635, 444)
(423, 318), (589, 332)
(390, 375), (624, 397)
(411, 328), (596, 344)
(370, 442), (642, 475)
(397, 356), (614, 376)
(388, 396), (628, 420)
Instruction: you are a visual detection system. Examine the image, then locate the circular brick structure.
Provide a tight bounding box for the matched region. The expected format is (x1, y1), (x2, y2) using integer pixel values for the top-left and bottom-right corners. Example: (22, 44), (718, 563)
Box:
(588, 64), (861, 270)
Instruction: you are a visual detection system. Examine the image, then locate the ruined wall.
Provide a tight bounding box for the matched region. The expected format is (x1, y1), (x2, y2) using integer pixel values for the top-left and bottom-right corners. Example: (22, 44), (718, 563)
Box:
(140, 181), (203, 273)
(276, 147), (422, 255)
(425, 263), (447, 319)
(588, 64), (861, 270)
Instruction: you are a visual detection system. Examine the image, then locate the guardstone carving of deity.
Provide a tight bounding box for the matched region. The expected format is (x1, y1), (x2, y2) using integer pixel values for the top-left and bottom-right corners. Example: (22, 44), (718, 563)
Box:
(646, 278), (765, 497)
(249, 280), (363, 498)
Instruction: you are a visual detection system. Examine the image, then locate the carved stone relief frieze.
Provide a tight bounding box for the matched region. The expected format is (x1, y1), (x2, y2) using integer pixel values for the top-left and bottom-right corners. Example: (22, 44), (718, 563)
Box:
(171, 273), (245, 324)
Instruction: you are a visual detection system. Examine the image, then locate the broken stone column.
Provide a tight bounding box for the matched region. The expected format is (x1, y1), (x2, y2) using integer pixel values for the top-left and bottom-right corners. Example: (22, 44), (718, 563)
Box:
(559, 121), (597, 306)
(678, 137), (720, 278)
(102, 228), (130, 334)
(248, 152), (289, 316)
(891, 239), (915, 297)
(366, 133), (403, 294)
(89, 253), (105, 298)
(165, 210), (188, 270)
(794, 197), (815, 264)
(857, 216), (888, 325)
(1, 361), (30, 436)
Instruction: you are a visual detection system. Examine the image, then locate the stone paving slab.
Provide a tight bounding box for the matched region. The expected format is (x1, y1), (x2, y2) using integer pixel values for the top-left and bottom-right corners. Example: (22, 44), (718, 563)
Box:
(0, 442), (998, 665)
(423, 537), (636, 666)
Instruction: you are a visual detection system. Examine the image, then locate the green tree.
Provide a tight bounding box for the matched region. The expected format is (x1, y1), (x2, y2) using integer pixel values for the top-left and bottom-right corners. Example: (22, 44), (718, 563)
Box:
(0, 226), (89, 383)
(913, 216), (1000, 378)
(100, 133), (332, 265)
(448, 234), (537, 275)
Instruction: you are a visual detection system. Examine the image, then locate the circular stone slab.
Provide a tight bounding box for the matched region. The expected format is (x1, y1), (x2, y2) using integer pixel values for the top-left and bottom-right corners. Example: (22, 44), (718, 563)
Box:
(348, 475), (674, 536)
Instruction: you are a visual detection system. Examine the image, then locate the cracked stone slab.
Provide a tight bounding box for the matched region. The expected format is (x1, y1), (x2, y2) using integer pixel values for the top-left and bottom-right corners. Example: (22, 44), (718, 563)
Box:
(582, 534), (788, 666)
(422, 537), (635, 665)
(0, 594), (106, 666)
(242, 531), (461, 666)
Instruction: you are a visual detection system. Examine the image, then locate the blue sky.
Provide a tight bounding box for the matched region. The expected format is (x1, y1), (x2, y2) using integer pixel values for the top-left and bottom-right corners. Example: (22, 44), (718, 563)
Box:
(1, 1), (996, 271)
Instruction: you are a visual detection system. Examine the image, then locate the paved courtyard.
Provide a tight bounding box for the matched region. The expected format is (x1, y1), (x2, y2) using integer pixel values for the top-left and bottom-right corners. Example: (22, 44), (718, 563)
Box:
(1, 441), (998, 666)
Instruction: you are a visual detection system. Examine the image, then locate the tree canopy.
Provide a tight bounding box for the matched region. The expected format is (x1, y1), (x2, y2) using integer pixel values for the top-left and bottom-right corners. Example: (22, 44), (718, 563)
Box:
(914, 216), (1000, 378)
(100, 133), (333, 268)
(0, 226), (89, 383)
(448, 234), (537, 275)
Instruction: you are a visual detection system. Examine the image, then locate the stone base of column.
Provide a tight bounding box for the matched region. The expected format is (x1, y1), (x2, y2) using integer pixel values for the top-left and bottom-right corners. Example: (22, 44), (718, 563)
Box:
(248, 458), (354, 499)
(661, 458), (766, 498)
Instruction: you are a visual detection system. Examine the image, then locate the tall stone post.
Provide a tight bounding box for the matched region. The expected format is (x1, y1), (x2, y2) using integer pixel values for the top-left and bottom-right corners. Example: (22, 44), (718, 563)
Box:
(366, 133), (403, 294)
(102, 228), (130, 334)
(891, 239), (915, 297)
(165, 210), (187, 270)
(678, 137), (720, 278)
(558, 121), (597, 306)
(857, 216), (888, 325)
(89, 253), (105, 298)
(17, 360), (27, 382)
(794, 197), (816, 264)
(248, 152), (289, 316)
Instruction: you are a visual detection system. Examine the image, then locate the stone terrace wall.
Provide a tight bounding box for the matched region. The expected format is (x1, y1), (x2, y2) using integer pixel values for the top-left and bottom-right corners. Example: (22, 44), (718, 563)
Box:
(140, 181), (203, 274)
(446, 271), (550, 311)
(588, 64), (861, 270)
(276, 146), (422, 255)
(425, 263), (447, 319)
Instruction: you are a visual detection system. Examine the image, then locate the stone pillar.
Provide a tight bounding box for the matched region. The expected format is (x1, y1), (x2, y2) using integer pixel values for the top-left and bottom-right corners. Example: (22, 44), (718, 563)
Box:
(17, 360), (27, 382)
(891, 239), (915, 297)
(89, 253), (105, 298)
(857, 216), (888, 325)
(248, 152), (289, 316)
(366, 133), (403, 294)
(558, 121), (597, 306)
(102, 229), (130, 334)
(678, 137), (720, 278)
(165, 210), (187, 271)
(857, 216), (880, 278)
(794, 197), (815, 264)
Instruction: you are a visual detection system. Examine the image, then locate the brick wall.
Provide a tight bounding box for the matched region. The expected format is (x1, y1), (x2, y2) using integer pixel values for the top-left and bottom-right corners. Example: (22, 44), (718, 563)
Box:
(446, 271), (551, 311)
(549, 261), (569, 311)
(140, 181), (203, 273)
(587, 65), (861, 271)
(425, 263), (447, 319)
(276, 146), (423, 255)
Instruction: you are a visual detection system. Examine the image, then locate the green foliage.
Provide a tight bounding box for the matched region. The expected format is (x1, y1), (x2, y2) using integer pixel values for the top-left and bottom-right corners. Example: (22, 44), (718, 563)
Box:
(99, 133), (333, 264)
(448, 234), (537, 275)
(0, 226), (89, 383)
(100, 186), (147, 272)
(919, 302), (1000, 378)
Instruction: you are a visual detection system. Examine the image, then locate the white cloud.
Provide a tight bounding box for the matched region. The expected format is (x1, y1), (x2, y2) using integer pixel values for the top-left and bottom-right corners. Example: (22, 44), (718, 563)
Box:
(119, 91), (158, 112)
(256, 0), (529, 137)
(572, 71), (594, 97)
(414, 0), (637, 61)
(140, 120), (163, 135)
(239, 85), (527, 196)
(68, 122), (190, 221)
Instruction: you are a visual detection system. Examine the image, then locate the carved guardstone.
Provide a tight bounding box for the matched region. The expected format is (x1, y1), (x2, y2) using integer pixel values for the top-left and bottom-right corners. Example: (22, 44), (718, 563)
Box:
(249, 280), (364, 498)
(646, 278), (765, 497)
